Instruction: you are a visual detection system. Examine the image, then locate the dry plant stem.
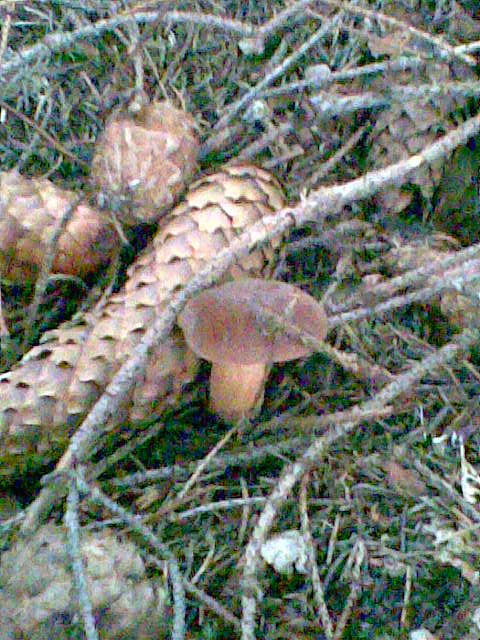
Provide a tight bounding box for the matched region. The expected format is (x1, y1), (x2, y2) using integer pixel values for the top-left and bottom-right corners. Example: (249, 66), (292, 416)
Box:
(176, 423), (241, 502)
(248, 303), (393, 387)
(55, 470), (187, 640)
(331, 242), (480, 313)
(1, 1), (472, 86)
(259, 0), (319, 40)
(332, 540), (364, 640)
(0, 10), (253, 80)
(0, 4), (12, 65)
(23, 193), (86, 349)
(263, 56), (428, 98)
(311, 92), (387, 118)
(327, 514), (341, 566)
(91, 417), (171, 480)
(200, 123), (245, 161)
(214, 17), (340, 132)
(299, 473), (334, 639)
(400, 564), (413, 629)
(182, 577), (241, 631)
(148, 554), (242, 631)
(237, 122), (295, 161)
(148, 556), (244, 630)
(0, 281), (8, 337)
(0, 507), (24, 535)
(240, 327), (480, 640)
(152, 486), (217, 521)
(0, 0), (318, 85)
(18, 95), (55, 172)
(412, 458), (480, 525)
(173, 497), (267, 522)
(329, 275), (477, 329)
(456, 40), (480, 55)
(310, 81), (480, 117)
(106, 403), (393, 493)
(0, 98), (89, 167)
(107, 467), (190, 489)
(278, 220), (375, 263)
(125, 18), (144, 97)
(319, 0), (476, 66)
(20, 110), (480, 536)
(65, 472), (99, 640)
(309, 124), (370, 187)
(238, 478), (249, 546)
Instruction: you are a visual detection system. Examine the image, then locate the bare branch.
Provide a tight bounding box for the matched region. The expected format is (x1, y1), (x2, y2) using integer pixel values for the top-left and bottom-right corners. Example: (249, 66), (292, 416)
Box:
(20, 110), (480, 536)
(240, 326), (480, 638)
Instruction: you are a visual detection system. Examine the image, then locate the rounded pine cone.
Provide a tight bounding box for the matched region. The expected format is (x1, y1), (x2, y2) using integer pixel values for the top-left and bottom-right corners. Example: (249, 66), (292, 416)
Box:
(0, 170), (116, 284)
(0, 523), (168, 639)
(91, 100), (199, 224)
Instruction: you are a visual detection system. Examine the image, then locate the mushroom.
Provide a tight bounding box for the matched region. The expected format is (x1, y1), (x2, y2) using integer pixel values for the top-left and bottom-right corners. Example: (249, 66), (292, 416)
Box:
(177, 278), (328, 420)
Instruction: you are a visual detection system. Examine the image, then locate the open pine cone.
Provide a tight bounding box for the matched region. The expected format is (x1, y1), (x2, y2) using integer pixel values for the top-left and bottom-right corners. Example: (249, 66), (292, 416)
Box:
(0, 164), (286, 480)
(91, 100), (199, 224)
(0, 523), (168, 639)
(0, 170), (116, 284)
(0, 103), (198, 286)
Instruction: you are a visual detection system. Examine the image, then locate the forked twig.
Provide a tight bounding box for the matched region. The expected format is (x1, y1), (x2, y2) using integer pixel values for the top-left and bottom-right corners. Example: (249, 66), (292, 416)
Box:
(240, 326), (480, 639)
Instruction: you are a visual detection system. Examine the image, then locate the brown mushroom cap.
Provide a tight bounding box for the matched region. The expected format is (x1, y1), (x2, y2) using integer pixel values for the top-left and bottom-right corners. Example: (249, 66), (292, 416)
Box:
(178, 278), (328, 365)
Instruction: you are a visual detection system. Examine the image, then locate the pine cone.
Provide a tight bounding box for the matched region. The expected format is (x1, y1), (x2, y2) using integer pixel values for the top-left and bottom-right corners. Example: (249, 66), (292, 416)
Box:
(0, 164), (285, 479)
(0, 170), (116, 283)
(0, 523), (168, 639)
(91, 100), (199, 224)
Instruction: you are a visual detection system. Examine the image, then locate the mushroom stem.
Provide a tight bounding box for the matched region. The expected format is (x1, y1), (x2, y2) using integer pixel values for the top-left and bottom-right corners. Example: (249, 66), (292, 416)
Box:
(209, 362), (269, 421)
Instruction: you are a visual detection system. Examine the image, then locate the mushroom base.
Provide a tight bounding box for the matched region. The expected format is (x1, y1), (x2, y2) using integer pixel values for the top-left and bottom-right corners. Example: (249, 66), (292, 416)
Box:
(209, 362), (269, 421)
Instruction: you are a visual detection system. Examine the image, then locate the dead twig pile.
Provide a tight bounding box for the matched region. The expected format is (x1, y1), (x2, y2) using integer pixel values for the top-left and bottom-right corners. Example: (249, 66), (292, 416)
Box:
(2, 2), (480, 639)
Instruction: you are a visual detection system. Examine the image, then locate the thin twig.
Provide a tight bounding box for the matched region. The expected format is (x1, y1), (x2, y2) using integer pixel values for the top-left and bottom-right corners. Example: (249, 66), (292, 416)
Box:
(299, 472), (334, 639)
(319, 0), (476, 66)
(309, 80), (480, 118)
(214, 16), (340, 132)
(308, 124), (370, 187)
(329, 241), (480, 314)
(148, 554), (242, 630)
(20, 110), (480, 536)
(329, 263), (480, 329)
(172, 496), (267, 522)
(455, 40), (480, 55)
(65, 470), (99, 640)
(259, 0), (318, 40)
(22, 192), (86, 350)
(332, 539), (365, 640)
(262, 56), (428, 98)
(0, 2), (13, 66)
(176, 423), (241, 502)
(240, 327), (480, 639)
(0, 98), (90, 167)
(0, 9), (253, 80)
